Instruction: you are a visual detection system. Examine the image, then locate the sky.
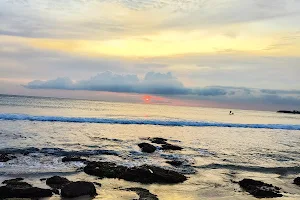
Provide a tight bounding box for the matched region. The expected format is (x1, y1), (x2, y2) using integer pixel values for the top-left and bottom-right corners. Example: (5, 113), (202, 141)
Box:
(0, 0), (300, 111)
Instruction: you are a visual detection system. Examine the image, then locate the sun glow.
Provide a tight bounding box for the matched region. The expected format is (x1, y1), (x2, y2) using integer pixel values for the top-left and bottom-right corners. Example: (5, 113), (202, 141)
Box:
(143, 95), (152, 103)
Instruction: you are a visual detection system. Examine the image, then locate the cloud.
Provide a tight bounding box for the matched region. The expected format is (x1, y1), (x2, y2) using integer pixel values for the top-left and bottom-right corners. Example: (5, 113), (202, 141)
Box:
(25, 72), (300, 109)
(76, 71), (139, 93)
(26, 77), (74, 90)
(25, 71), (188, 95)
(1, 0), (300, 39)
(140, 72), (187, 94)
(26, 71), (232, 96)
(1, 41), (300, 92)
(193, 87), (227, 96)
(201, 86), (300, 107)
(260, 89), (300, 95)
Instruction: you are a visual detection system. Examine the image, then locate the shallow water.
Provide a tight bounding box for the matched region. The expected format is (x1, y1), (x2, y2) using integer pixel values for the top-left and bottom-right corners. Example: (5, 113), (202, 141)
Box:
(0, 94), (300, 199)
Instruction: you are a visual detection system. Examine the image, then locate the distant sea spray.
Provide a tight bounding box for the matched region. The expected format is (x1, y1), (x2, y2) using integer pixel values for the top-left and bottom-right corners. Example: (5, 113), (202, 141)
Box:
(0, 113), (300, 131)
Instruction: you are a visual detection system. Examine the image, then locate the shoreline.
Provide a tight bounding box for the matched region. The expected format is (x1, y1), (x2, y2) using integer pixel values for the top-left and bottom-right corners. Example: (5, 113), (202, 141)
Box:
(1, 137), (300, 199)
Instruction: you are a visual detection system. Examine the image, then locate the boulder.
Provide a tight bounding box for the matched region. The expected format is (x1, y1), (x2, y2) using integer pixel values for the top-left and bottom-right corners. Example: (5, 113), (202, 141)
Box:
(239, 178), (282, 198)
(126, 187), (158, 200)
(2, 178), (24, 184)
(166, 160), (183, 167)
(5, 181), (32, 189)
(62, 156), (86, 162)
(150, 137), (168, 144)
(0, 186), (53, 198)
(138, 143), (156, 153)
(46, 176), (70, 189)
(61, 181), (97, 198)
(293, 177), (300, 186)
(84, 161), (187, 184)
(84, 162), (127, 179)
(161, 144), (183, 151)
(119, 165), (187, 184)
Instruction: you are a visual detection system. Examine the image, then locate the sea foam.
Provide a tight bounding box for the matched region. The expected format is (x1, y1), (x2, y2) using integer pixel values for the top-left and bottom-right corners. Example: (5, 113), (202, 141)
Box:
(0, 113), (299, 130)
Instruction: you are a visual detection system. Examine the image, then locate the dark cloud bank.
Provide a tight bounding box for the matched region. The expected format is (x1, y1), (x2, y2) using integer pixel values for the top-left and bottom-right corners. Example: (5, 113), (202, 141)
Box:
(25, 71), (300, 109)
(26, 71), (225, 96)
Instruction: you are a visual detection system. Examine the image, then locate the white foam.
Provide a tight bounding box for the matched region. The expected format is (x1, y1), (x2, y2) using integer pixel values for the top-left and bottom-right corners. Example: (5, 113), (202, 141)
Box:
(0, 113), (299, 130)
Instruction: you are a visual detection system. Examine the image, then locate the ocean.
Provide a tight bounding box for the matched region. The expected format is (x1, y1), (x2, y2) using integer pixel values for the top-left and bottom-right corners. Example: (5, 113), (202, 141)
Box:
(0, 94), (300, 199)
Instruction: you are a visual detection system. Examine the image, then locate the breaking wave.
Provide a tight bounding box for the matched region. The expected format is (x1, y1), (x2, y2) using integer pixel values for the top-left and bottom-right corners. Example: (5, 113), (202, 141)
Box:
(0, 113), (300, 130)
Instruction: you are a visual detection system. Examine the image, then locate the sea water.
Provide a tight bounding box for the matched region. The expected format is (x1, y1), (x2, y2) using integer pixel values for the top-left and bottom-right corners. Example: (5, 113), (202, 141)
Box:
(0, 94), (300, 199)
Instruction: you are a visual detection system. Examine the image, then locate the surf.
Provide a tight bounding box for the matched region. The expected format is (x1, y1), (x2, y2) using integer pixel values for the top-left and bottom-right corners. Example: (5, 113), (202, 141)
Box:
(0, 113), (299, 130)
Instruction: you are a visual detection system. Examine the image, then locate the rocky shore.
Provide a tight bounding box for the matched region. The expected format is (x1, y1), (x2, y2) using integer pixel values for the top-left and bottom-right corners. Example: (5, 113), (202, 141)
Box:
(1, 137), (300, 199)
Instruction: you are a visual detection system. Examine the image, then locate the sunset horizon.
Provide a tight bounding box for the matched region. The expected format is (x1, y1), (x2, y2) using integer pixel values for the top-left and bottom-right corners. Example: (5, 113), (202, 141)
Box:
(1, 0), (300, 111)
(1, 1), (300, 199)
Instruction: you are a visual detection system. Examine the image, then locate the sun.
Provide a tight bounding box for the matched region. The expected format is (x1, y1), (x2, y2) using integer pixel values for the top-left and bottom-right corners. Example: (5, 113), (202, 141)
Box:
(143, 95), (152, 103)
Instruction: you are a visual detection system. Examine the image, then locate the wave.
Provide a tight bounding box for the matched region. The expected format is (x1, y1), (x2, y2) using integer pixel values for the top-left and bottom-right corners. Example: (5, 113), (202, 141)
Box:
(0, 113), (300, 130)
(196, 163), (300, 175)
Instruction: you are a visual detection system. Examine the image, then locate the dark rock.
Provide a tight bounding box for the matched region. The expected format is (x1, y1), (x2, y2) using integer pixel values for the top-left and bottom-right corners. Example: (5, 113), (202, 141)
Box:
(277, 110), (300, 114)
(0, 186), (53, 198)
(84, 162), (127, 179)
(293, 177), (300, 186)
(166, 160), (183, 167)
(40, 178), (47, 181)
(62, 156), (87, 162)
(46, 176), (70, 189)
(84, 161), (187, 184)
(0, 153), (15, 162)
(127, 187), (158, 200)
(52, 188), (60, 195)
(61, 181), (97, 198)
(239, 178), (282, 198)
(150, 137), (168, 144)
(5, 181), (32, 189)
(2, 178), (24, 184)
(138, 143), (156, 153)
(161, 144), (183, 151)
(93, 182), (102, 187)
(120, 165), (187, 184)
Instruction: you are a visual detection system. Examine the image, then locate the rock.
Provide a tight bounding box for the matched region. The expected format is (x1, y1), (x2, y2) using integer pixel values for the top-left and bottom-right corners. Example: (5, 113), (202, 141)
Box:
(2, 178), (24, 184)
(61, 181), (97, 198)
(138, 143), (156, 153)
(93, 182), (102, 187)
(46, 176), (70, 189)
(84, 161), (187, 184)
(277, 110), (300, 114)
(293, 177), (300, 186)
(0, 186), (53, 198)
(40, 178), (47, 181)
(120, 165), (187, 184)
(84, 162), (127, 179)
(52, 188), (60, 195)
(62, 156), (86, 162)
(126, 187), (158, 200)
(0, 153), (15, 162)
(161, 144), (183, 151)
(166, 160), (183, 167)
(239, 178), (282, 198)
(5, 181), (32, 189)
(150, 137), (168, 144)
